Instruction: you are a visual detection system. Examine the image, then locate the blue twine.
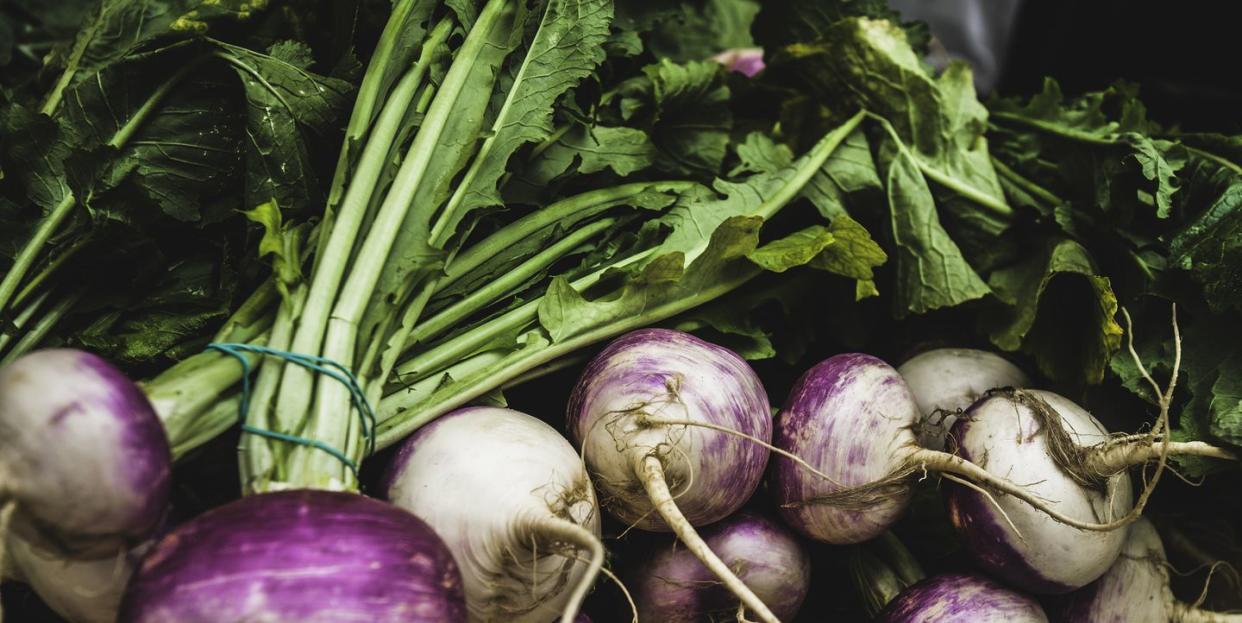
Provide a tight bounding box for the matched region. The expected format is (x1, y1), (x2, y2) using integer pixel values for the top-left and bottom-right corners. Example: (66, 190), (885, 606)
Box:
(206, 342), (378, 477)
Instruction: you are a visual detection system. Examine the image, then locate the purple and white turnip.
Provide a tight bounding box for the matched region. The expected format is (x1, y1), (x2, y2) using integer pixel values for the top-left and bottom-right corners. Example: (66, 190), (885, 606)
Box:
(1053, 517), (1242, 622)
(119, 490), (466, 623)
(0, 349), (171, 557)
(628, 510), (811, 622)
(876, 573), (1048, 622)
(897, 348), (1029, 450)
(386, 407), (603, 623)
(567, 329), (777, 623)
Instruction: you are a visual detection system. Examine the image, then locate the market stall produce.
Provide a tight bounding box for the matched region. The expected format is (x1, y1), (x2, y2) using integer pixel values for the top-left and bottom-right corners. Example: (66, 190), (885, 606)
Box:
(2, 0), (1240, 621)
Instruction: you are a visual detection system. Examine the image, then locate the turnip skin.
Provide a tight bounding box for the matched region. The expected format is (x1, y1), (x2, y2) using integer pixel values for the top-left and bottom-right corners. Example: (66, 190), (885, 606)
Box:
(118, 490), (466, 623)
(567, 328), (778, 623)
(897, 348), (1029, 450)
(0, 349), (171, 555)
(629, 511), (811, 622)
(877, 573), (1049, 623)
(772, 353), (921, 544)
(945, 390), (1134, 594)
(1054, 518), (1242, 623)
(567, 328), (771, 531)
(386, 407), (602, 623)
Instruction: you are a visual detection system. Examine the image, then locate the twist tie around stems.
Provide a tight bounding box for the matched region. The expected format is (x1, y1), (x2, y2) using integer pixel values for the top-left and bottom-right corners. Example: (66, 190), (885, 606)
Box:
(206, 342), (377, 477)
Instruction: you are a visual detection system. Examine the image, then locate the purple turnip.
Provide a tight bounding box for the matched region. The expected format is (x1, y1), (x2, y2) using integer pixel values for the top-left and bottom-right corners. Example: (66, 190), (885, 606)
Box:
(876, 573), (1048, 622)
(897, 348), (1029, 450)
(0, 349), (170, 556)
(118, 490), (466, 623)
(628, 510), (811, 622)
(567, 329), (778, 623)
(1054, 518), (1242, 622)
(768, 353), (1209, 561)
(386, 407), (603, 623)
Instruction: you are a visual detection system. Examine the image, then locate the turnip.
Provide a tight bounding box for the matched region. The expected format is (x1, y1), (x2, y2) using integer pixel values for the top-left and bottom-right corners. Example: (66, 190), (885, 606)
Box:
(771, 353), (1087, 547)
(0, 349), (171, 557)
(1053, 518), (1242, 622)
(765, 352), (1212, 553)
(628, 510), (811, 622)
(567, 329), (778, 623)
(896, 348), (1029, 450)
(385, 406), (603, 623)
(945, 389), (1135, 592)
(119, 490), (466, 622)
(876, 573), (1049, 622)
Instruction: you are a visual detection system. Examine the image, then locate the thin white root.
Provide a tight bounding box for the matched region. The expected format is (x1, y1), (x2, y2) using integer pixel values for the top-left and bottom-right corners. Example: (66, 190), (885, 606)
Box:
(535, 518), (604, 623)
(911, 448), (1136, 532)
(598, 564), (638, 623)
(940, 473), (1025, 542)
(642, 416), (845, 487)
(636, 456), (781, 623)
(1170, 601), (1242, 622)
(737, 601), (759, 623)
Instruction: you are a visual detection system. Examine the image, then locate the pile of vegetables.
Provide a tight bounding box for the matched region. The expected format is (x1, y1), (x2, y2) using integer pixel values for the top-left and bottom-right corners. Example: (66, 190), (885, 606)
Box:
(2, 0), (1241, 621)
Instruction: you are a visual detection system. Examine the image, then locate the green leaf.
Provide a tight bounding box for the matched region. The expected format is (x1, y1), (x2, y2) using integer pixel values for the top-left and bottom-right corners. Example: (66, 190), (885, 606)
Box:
(882, 148), (990, 316)
(811, 214), (887, 298)
(747, 225), (834, 273)
(986, 238), (1122, 384)
(445, 0), (614, 231)
(242, 199), (302, 298)
(58, 53), (242, 224)
(612, 59), (733, 177)
(643, 0), (761, 62)
(539, 214), (762, 343)
(43, 0), (259, 112)
(752, 0), (927, 52)
(1109, 309), (1242, 475)
(216, 40), (355, 213)
(776, 18), (1010, 239)
(1169, 178), (1242, 314)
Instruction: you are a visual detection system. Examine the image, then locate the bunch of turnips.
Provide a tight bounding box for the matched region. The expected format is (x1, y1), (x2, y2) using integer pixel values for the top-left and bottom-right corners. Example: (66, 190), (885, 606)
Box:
(3, 0), (1242, 621)
(2, 325), (1238, 622)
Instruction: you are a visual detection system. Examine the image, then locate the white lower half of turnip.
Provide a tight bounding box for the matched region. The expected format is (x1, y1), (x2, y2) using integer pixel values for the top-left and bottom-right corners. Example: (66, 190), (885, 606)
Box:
(386, 407), (603, 623)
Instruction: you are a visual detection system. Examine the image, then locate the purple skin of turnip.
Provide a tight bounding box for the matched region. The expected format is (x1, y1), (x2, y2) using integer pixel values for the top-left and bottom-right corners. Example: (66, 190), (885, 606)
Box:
(567, 329), (778, 623)
(629, 510), (812, 622)
(876, 573), (1049, 623)
(1054, 518), (1242, 623)
(896, 348), (1029, 451)
(119, 490), (466, 623)
(385, 407), (603, 623)
(770, 354), (1114, 548)
(0, 349), (171, 556)
(945, 390), (1135, 594)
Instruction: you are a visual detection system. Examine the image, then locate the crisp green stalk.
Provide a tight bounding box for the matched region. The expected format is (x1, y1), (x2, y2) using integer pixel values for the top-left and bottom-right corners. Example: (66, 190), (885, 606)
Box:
(319, 0), (434, 259)
(989, 110), (1117, 146)
(869, 113), (1014, 219)
(0, 58), (205, 323)
(271, 22), (449, 441)
(241, 284), (308, 492)
(411, 218), (616, 346)
(11, 235), (91, 309)
(0, 290), (51, 355)
(376, 113), (869, 445)
(375, 269), (757, 447)
(293, 0), (516, 490)
(0, 288), (84, 365)
(431, 181), (699, 303)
